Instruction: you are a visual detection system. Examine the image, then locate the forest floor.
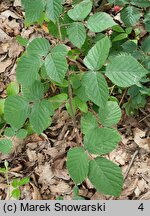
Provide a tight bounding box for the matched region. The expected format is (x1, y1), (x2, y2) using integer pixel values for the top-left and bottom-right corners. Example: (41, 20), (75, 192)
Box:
(0, 0), (150, 200)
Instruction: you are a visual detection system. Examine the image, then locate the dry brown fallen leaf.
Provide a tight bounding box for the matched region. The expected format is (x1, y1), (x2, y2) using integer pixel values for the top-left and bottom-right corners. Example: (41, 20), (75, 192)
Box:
(54, 169), (70, 181)
(134, 179), (147, 197)
(0, 183), (7, 190)
(0, 81), (5, 92)
(30, 183), (42, 200)
(0, 59), (12, 73)
(119, 178), (139, 199)
(8, 38), (24, 58)
(20, 183), (42, 200)
(14, 0), (21, 7)
(49, 181), (71, 194)
(133, 128), (150, 152)
(91, 192), (106, 200)
(35, 163), (54, 185)
(109, 146), (129, 166)
(27, 149), (37, 162)
(0, 14), (20, 36)
(139, 191), (150, 200)
(0, 29), (11, 41)
(1, 10), (20, 19)
(85, 178), (94, 190)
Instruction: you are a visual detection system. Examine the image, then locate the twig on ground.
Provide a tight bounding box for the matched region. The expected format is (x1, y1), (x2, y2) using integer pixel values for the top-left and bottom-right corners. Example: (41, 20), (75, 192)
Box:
(139, 113), (150, 123)
(124, 149), (139, 180)
(52, 151), (67, 162)
(139, 109), (150, 127)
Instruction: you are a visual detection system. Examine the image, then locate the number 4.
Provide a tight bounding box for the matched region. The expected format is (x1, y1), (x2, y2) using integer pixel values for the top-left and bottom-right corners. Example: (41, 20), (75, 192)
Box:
(138, 203), (144, 211)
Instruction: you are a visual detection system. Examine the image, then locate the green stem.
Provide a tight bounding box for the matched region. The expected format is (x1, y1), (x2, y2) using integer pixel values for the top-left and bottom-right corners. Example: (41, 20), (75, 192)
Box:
(67, 70), (75, 120)
(67, 70), (82, 145)
(5, 168), (11, 199)
(57, 19), (62, 42)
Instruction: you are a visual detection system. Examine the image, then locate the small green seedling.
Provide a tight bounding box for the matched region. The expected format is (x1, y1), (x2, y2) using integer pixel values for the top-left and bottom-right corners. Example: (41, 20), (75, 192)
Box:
(0, 161), (30, 199)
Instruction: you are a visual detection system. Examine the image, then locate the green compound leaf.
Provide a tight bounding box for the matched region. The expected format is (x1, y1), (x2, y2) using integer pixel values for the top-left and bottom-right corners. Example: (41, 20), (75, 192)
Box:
(26, 38), (50, 57)
(11, 188), (21, 199)
(144, 13), (150, 32)
(88, 157), (123, 197)
(0, 139), (13, 154)
(0, 99), (5, 115)
(67, 147), (89, 184)
(48, 93), (68, 110)
(67, 0), (92, 21)
(74, 85), (89, 102)
(141, 36), (150, 53)
(4, 127), (15, 137)
(84, 36), (111, 70)
(106, 55), (148, 87)
(67, 22), (86, 48)
(6, 82), (19, 96)
(121, 40), (137, 53)
(45, 52), (68, 83)
(81, 112), (98, 134)
(84, 127), (121, 155)
(51, 44), (68, 57)
(18, 177), (30, 186)
(21, 81), (44, 101)
(4, 96), (29, 129)
(16, 35), (28, 47)
(16, 129), (28, 139)
(87, 12), (116, 33)
(70, 74), (81, 89)
(29, 100), (52, 134)
(66, 98), (76, 117)
(16, 54), (41, 86)
(46, 0), (63, 23)
(41, 100), (55, 116)
(98, 101), (121, 127)
(130, 0), (150, 8)
(0, 168), (7, 173)
(112, 25), (125, 33)
(120, 6), (141, 26)
(112, 33), (128, 42)
(12, 179), (19, 188)
(74, 96), (88, 113)
(21, 0), (45, 25)
(82, 72), (109, 108)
